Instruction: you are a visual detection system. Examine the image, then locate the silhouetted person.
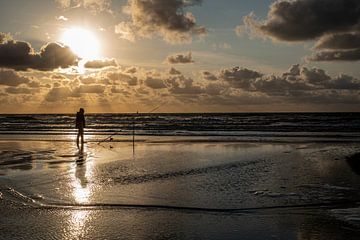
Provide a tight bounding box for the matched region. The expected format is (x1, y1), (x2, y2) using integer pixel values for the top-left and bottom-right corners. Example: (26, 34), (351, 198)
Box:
(76, 108), (85, 149)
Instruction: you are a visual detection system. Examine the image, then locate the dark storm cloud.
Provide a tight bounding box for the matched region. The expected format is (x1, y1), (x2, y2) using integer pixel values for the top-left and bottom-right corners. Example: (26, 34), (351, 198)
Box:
(326, 74), (360, 90)
(245, 0), (360, 41)
(0, 36), (79, 70)
(315, 33), (360, 50)
(37, 43), (79, 70)
(0, 68), (30, 86)
(84, 59), (118, 68)
(166, 52), (194, 64)
(243, 0), (360, 61)
(309, 48), (360, 61)
(115, 0), (207, 43)
(299, 67), (331, 85)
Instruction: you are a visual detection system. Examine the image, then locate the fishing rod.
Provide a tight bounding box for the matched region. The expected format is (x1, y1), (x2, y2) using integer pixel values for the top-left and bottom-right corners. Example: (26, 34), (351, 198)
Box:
(96, 102), (166, 146)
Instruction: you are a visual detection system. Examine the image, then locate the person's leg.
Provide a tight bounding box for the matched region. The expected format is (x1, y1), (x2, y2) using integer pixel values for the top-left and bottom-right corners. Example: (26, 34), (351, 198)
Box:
(76, 129), (80, 148)
(80, 128), (84, 147)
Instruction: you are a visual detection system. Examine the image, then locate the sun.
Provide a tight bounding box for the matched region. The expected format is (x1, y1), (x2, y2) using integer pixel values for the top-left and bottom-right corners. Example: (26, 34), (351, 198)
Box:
(60, 27), (100, 60)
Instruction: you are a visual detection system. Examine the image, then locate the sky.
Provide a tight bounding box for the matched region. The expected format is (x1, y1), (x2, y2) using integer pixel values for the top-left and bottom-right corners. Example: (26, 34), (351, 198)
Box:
(0, 0), (359, 113)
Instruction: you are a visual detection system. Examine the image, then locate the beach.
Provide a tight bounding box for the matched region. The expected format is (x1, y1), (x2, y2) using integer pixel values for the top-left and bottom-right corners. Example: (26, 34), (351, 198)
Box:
(1, 137), (360, 239)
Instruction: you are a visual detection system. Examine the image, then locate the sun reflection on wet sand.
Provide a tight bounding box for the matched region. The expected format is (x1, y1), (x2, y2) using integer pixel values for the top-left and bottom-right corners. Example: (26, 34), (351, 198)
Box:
(65, 144), (96, 239)
(70, 144), (95, 204)
(65, 210), (93, 240)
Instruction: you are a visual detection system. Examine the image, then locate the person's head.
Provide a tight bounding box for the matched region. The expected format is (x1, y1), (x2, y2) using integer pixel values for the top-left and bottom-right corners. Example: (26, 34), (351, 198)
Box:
(79, 108), (84, 114)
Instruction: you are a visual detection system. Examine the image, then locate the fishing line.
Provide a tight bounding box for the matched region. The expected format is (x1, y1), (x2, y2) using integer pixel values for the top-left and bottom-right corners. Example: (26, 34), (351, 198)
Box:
(95, 102), (166, 147)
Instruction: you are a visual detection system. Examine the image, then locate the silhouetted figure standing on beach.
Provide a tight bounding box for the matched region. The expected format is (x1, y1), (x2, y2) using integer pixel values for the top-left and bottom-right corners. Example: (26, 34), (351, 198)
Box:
(76, 108), (85, 149)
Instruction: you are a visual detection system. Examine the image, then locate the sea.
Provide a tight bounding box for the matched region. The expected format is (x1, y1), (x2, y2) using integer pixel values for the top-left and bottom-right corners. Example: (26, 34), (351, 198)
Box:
(0, 112), (359, 142)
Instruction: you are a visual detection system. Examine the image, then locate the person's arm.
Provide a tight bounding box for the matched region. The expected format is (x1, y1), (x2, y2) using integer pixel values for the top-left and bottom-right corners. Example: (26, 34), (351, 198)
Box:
(83, 115), (86, 128)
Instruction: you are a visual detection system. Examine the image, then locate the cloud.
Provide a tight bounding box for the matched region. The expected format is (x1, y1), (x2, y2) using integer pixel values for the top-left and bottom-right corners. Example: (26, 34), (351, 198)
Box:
(55, 0), (110, 13)
(244, 0), (360, 41)
(84, 59), (118, 68)
(144, 77), (167, 89)
(299, 67), (331, 85)
(56, 15), (68, 21)
(5, 87), (33, 94)
(325, 74), (360, 90)
(0, 69), (31, 86)
(27, 80), (41, 88)
(242, 0), (360, 61)
(0, 36), (79, 70)
(166, 75), (203, 94)
(110, 87), (130, 94)
(166, 52), (194, 64)
(169, 67), (181, 75)
(215, 64), (360, 99)
(219, 67), (263, 89)
(315, 33), (360, 50)
(309, 48), (360, 61)
(78, 76), (97, 84)
(45, 87), (73, 102)
(204, 82), (226, 95)
(73, 84), (105, 94)
(44, 83), (106, 102)
(201, 71), (218, 81)
(107, 71), (138, 86)
(0, 32), (12, 43)
(115, 0), (207, 43)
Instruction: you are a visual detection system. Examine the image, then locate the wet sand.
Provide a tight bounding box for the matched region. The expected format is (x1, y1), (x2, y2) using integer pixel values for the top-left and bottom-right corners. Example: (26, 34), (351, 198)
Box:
(1, 139), (360, 239)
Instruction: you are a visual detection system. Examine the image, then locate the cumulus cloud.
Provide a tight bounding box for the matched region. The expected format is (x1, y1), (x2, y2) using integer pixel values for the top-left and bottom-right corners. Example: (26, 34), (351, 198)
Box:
(0, 32), (12, 43)
(166, 52), (194, 64)
(55, 0), (110, 13)
(145, 77), (167, 89)
(106, 71), (138, 86)
(0, 35), (79, 70)
(115, 0), (207, 43)
(73, 84), (105, 94)
(5, 87), (33, 94)
(45, 87), (73, 102)
(242, 0), (360, 61)
(201, 71), (217, 81)
(0, 69), (31, 86)
(219, 67), (262, 89)
(217, 64), (360, 96)
(169, 67), (181, 75)
(45, 83), (106, 102)
(166, 75), (203, 94)
(84, 58), (118, 68)
(27, 80), (41, 88)
(78, 76), (97, 84)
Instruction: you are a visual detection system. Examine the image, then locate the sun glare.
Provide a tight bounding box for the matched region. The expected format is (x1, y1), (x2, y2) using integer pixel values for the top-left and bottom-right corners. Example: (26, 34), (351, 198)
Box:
(60, 27), (100, 60)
